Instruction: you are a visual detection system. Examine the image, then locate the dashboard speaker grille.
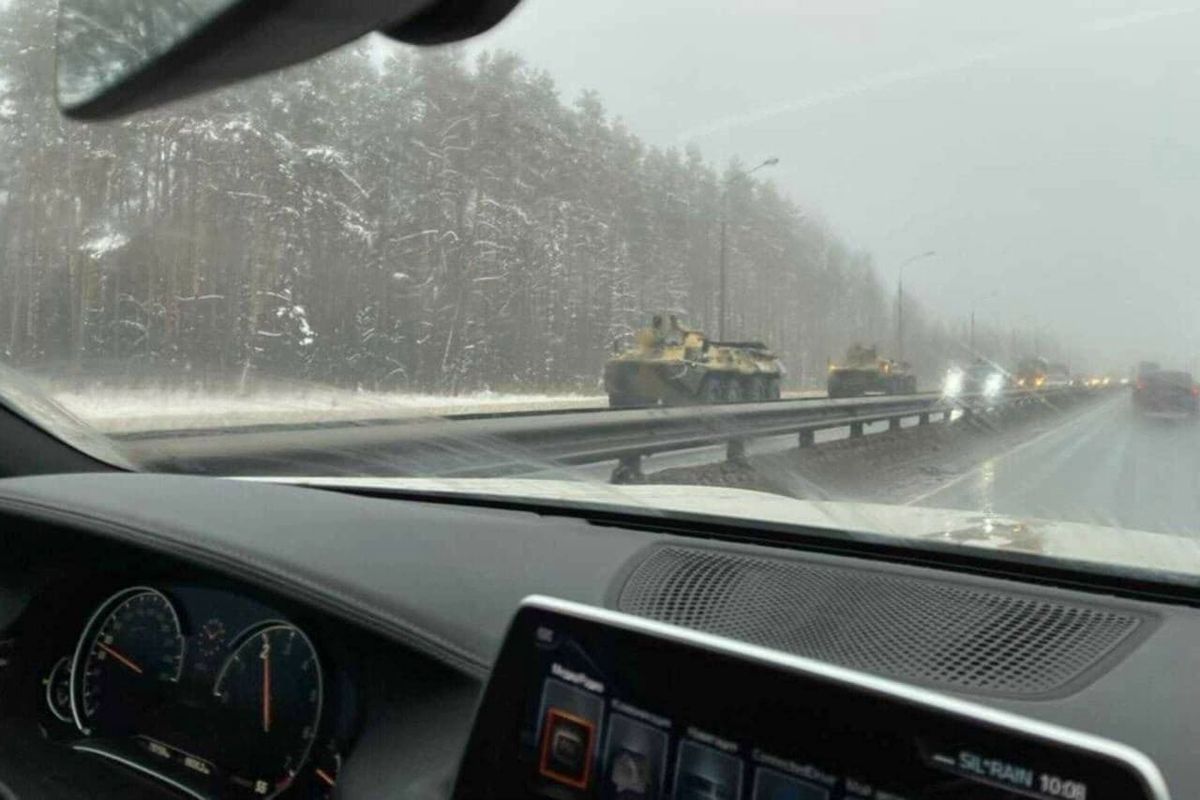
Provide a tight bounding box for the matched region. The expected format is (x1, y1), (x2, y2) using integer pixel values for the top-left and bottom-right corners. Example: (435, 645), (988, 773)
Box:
(616, 546), (1150, 698)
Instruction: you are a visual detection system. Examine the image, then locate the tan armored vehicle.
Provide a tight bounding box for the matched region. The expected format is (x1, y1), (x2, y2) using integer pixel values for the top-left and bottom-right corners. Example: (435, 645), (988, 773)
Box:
(827, 343), (917, 398)
(604, 314), (784, 406)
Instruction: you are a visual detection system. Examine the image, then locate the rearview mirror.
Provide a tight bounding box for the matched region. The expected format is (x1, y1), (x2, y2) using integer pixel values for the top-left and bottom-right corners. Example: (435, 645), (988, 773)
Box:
(56, 0), (523, 120)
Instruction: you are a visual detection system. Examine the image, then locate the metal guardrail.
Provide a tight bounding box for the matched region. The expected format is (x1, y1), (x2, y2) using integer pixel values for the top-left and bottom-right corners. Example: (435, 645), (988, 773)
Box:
(115, 386), (1105, 482)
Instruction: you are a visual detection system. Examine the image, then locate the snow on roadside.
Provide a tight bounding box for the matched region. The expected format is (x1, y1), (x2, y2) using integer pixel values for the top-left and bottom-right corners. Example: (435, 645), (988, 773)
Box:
(48, 384), (825, 436)
(52, 387), (607, 434)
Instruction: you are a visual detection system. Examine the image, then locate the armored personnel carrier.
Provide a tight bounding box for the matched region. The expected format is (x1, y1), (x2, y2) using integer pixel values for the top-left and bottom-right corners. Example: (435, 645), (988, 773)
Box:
(826, 343), (917, 398)
(603, 314), (784, 406)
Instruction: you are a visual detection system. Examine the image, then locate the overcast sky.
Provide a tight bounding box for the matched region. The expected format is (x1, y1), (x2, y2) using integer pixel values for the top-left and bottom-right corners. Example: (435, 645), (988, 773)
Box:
(463, 0), (1200, 371)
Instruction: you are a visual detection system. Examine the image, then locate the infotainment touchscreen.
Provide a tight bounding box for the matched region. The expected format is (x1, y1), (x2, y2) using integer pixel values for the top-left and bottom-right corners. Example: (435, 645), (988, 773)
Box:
(452, 596), (1168, 800)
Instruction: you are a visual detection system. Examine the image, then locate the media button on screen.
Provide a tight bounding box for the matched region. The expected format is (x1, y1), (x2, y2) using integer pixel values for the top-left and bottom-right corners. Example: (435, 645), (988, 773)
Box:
(673, 740), (743, 800)
(540, 708), (597, 789)
(602, 712), (669, 799)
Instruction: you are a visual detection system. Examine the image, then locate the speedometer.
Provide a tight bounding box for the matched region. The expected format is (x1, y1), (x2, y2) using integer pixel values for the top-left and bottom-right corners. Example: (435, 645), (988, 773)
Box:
(213, 621), (323, 797)
(71, 586), (185, 735)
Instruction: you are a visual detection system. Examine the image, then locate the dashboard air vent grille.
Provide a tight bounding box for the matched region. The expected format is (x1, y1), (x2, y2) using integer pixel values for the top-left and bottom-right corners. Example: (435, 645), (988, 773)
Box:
(616, 546), (1149, 698)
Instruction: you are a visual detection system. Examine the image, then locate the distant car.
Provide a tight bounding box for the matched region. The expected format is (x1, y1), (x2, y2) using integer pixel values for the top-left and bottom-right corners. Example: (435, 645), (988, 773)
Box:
(1133, 370), (1199, 417)
(1014, 357), (1048, 389)
(1045, 362), (1072, 388)
(943, 361), (1005, 399)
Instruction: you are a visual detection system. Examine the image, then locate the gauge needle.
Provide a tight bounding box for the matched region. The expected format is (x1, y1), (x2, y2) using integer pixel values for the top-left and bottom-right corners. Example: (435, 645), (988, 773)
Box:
(262, 643), (271, 733)
(98, 642), (143, 675)
(315, 768), (336, 787)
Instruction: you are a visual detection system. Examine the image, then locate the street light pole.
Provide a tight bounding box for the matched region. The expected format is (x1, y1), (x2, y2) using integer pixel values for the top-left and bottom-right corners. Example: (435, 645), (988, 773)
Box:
(895, 250), (935, 361)
(718, 157), (778, 340)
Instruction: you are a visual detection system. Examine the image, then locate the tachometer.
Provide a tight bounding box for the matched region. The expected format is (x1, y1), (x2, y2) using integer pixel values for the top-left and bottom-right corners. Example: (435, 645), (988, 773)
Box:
(70, 586), (186, 735)
(212, 622), (323, 798)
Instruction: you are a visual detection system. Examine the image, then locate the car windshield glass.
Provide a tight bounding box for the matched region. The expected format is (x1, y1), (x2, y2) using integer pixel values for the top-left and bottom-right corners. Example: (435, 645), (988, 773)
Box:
(3, 0), (1200, 576)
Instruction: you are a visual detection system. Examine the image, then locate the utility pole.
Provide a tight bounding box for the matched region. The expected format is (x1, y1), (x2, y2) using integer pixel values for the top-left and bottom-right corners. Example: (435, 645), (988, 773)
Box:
(718, 157), (778, 341)
(718, 218), (728, 340)
(969, 290), (997, 353)
(895, 250), (935, 361)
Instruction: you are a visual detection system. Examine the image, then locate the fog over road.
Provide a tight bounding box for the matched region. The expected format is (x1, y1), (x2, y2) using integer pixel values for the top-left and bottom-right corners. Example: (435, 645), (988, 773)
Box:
(908, 394), (1200, 538)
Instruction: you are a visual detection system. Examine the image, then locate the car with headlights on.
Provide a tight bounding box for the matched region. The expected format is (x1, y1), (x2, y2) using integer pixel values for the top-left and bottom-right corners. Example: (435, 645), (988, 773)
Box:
(943, 360), (1006, 399)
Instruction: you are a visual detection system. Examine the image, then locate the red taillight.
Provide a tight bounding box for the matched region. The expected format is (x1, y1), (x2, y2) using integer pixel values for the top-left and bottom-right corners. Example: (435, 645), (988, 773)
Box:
(1136, 381), (1146, 391)
(1192, 386), (1199, 397)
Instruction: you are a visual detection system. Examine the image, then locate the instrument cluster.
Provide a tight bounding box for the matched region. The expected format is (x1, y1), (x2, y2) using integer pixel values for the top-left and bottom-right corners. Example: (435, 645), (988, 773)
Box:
(41, 583), (351, 799)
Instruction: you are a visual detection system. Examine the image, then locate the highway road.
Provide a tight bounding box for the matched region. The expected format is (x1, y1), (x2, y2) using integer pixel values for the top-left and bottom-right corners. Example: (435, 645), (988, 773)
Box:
(907, 394), (1200, 538)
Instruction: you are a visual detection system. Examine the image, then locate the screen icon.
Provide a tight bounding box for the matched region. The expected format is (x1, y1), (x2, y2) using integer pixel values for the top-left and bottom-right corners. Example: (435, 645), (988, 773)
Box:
(603, 713), (669, 799)
(540, 708), (597, 789)
(612, 748), (652, 796)
(752, 767), (830, 800)
(535, 677), (606, 791)
(673, 740), (743, 800)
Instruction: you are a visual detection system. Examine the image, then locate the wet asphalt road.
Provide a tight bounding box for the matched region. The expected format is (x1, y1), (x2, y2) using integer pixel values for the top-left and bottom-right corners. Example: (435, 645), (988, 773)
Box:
(906, 393), (1200, 537)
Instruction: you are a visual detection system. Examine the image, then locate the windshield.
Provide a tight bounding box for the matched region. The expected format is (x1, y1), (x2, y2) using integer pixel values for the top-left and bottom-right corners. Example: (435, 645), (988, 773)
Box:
(3, 0), (1200, 572)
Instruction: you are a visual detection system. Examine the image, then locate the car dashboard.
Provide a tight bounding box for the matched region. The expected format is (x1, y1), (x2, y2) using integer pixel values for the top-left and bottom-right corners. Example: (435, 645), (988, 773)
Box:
(0, 473), (1194, 799)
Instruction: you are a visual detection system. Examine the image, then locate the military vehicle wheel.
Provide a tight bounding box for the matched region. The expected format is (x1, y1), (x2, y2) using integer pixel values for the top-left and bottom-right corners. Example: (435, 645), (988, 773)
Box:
(746, 376), (767, 402)
(766, 378), (782, 400)
(699, 376), (723, 404)
(723, 377), (744, 403)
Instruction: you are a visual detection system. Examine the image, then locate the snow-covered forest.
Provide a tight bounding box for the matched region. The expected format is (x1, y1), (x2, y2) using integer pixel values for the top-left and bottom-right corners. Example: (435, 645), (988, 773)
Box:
(0, 1), (1003, 399)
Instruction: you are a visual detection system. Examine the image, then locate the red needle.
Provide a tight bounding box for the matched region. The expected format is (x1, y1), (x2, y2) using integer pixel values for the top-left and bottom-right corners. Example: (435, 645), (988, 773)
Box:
(261, 635), (272, 733)
(98, 642), (143, 675)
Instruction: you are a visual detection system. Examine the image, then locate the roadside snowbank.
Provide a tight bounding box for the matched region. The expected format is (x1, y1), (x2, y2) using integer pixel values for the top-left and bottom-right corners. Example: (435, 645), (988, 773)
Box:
(46, 382), (823, 435)
(52, 387), (607, 434)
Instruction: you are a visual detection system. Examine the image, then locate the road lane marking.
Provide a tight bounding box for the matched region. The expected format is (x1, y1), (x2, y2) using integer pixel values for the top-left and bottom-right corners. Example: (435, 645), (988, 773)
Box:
(903, 397), (1122, 507)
